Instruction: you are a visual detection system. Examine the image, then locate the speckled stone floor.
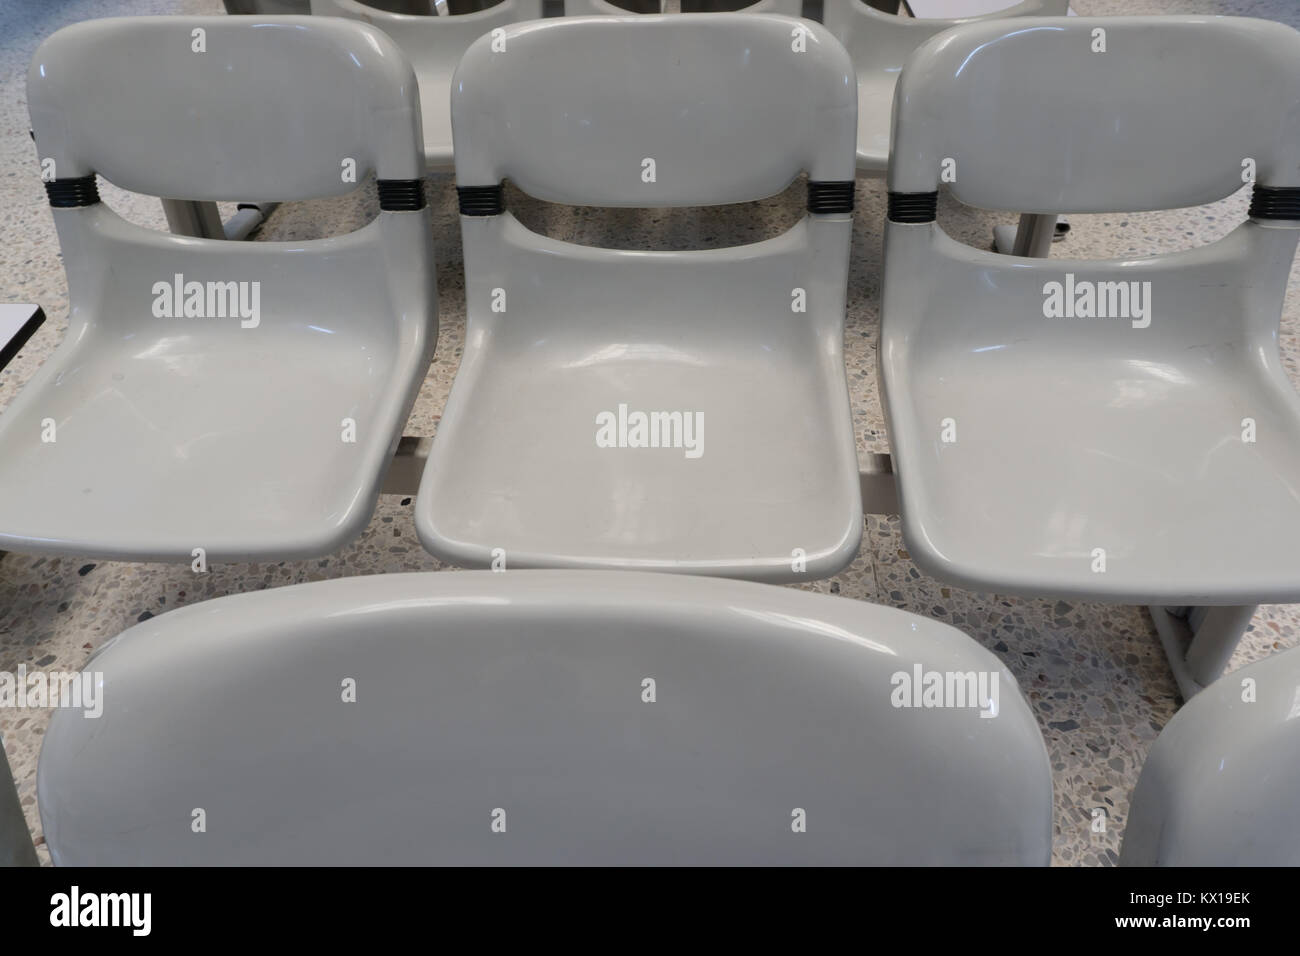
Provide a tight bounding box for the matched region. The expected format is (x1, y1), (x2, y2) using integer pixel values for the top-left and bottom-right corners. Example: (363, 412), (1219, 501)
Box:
(3, 0), (1299, 867)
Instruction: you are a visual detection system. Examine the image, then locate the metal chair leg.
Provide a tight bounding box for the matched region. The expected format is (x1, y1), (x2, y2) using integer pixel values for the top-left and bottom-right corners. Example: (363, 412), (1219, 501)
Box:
(1150, 604), (1257, 701)
(993, 212), (1058, 258)
(0, 736), (37, 867)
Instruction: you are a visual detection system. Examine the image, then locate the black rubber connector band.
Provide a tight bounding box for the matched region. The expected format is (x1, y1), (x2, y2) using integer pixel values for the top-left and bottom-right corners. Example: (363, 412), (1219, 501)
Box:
(44, 175), (100, 208)
(1249, 185), (1300, 221)
(377, 179), (426, 211)
(807, 180), (855, 215)
(457, 183), (505, 217)
(887, 191), (938, 223)
(0, 306), (45, 374)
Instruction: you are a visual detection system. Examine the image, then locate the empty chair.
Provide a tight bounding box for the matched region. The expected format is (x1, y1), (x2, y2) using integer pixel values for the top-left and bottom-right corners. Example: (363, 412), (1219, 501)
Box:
(880, 17), (1300, 607)
(1121, 645), (1300, 866)
(311, 0), (545, 169)
(822, 0), (1069, 174)
(1, 17), (436, 562)
(415, 14), (862, 581)
(39, 571), (1052, 865)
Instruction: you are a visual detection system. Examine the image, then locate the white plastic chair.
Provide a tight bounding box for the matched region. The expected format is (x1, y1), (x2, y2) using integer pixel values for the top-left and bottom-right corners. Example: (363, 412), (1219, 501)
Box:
(1121, 645), (1300, 866)
(415, 14), (862, 581)
(822, 0), (1069, 175)
(38, 571), (1052, 865)
(311, 0), (545, 170)
(0, 16), (436, 563)
(881, 17), (1300, 614)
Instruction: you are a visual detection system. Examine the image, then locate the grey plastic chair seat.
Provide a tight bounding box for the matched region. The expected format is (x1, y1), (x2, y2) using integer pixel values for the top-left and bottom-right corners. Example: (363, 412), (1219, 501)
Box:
(311, 0), (545, 170)
(882, 17), (1300, 604)
(1122, 644), (1300, 866)
(418, 221), (862, 581)
(885, 230), (1300, 605)
(416, 15), (862, 581)
(1, 17), (436, 562)
(39, 570), (1052, 866)
(0, 226), (431, 561)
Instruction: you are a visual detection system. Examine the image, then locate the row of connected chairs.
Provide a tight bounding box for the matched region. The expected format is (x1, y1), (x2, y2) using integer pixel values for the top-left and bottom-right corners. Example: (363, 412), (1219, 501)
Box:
(14, 14), (1300, 604)
(309, 0), (1068, 172)
(6, 11), (1300, 864)
(296, 0), (1068, 259)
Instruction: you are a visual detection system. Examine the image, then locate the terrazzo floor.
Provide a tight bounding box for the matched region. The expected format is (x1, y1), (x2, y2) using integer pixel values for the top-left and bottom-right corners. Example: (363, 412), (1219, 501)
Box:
(3, 0), (1299, 867)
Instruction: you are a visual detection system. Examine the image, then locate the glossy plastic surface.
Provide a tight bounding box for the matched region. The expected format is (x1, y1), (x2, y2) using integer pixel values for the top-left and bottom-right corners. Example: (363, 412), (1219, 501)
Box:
(890, 16), (1300, 210)
(311, 0), (545, 170)
(2, 17), (437, 562)
(450, 14), (857, 206)
(1122, 645), (1300, 866)
(40, 571), (1053, 866)
(419, 15), (861, 581)
(880, 17), (1300, 604)
(28, 16), (426, 199)
(823, 0), (1069, 174)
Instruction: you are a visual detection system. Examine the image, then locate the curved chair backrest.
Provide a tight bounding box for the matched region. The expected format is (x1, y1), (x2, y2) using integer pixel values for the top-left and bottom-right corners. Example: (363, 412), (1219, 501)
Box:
(890, 15), (1300, 213)
(823, 0), (1068, 86)
(313, 0), (544, 69)
(1122, 646), (1300, 866)
(40, 572), (1053, 865)
(311, 0), (544, 168)
(453, 14), (855, 205)
(30, 16), (424, 202)
(823, 0), (1068, 172)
